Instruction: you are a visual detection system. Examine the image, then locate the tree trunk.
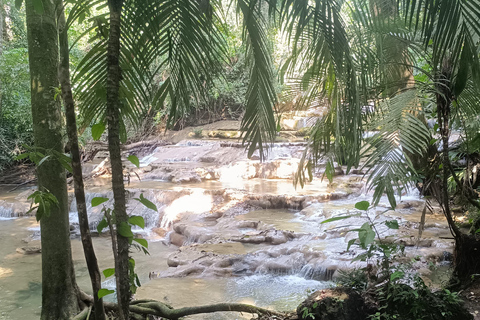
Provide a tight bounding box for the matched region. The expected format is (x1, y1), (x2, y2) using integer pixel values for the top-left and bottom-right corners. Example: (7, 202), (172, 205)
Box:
(57, 4), (106, 320)
(0, 0), (3, 116)
(25, 0), (79, 318)
(434, 60), (480, 282)
(106, 0), (130, 319)
(453, 233), (480, 283)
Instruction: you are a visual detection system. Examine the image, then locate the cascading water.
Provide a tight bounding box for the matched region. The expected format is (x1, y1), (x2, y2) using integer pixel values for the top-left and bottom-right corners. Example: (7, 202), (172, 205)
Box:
(0, 138), (453, 319)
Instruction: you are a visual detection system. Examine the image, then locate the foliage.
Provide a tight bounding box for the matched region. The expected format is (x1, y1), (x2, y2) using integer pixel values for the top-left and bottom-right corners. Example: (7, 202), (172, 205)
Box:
(93, 192), (156, 298)
(369, 273), (469, 320)
(326, 201), (470, 320)
(26, 189), (59, 222)
(0, 48), (32, 171)
(192, 128), (203, 138)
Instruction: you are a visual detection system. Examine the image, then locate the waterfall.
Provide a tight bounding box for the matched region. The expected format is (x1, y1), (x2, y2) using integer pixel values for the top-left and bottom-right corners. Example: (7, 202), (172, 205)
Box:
(0, 201), (14, 219)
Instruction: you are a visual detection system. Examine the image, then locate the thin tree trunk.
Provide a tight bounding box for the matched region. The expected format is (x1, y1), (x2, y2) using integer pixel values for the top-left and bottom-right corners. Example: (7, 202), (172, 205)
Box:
(0, 0), (4, 116)
(57, 4), (106, 320)
(25, 0), (79, 318)
(436, 61), (461, 239)
(106, 0), (130, 319)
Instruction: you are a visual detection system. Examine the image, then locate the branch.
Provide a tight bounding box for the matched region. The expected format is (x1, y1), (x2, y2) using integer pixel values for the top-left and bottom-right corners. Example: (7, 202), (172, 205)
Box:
(447, 161), (480, 210)
(71, 307), (91, 320)
(130, 301), (284, 319)
(77, 292), (285, 319)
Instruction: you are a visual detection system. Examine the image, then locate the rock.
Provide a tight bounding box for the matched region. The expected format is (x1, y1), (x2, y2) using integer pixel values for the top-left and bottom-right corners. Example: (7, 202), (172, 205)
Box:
(199, 156), (216, 163)
(248, 200), (272, 209)
(169, 232), (186, 247)
(235, 235), (266, 244)
(152, 228), (167, 238)
(16, 246), (42, 255)
(418, 267), (432, 277)
(296, 288), (369, 320)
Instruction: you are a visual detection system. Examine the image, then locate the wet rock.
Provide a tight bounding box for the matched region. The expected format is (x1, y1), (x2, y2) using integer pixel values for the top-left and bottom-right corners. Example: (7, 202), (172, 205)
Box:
(169, 232), (186, 247)
(199, 156), (216, 163)
(297, 288), (368, 320)
(300, 203), (326, 219)
(235, 235), (266, 244)
(152, 228), (167, 238)
(16, 245), (41, 255)
(442, 251), (453, 262)
(248, 200), (272, 209)
(265, 230), (294, 245)
(401, 238), (434, 247)
(171, 174), (202, 184)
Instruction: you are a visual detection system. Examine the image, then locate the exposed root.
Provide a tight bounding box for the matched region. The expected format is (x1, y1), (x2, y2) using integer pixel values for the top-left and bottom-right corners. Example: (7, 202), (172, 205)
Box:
(76, 292), (285, 320)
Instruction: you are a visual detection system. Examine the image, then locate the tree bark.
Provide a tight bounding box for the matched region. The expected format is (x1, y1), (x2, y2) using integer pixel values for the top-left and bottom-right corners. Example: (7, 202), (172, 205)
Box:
(25, 0), (79, 318)
(0, 0), (4, 116)
(57, 4), (106, 320)
(106, 0), (129, 319)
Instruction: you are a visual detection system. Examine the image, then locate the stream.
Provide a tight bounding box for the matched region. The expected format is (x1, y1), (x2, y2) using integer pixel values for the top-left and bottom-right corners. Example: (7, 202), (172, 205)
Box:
(0, 139), (455, 319)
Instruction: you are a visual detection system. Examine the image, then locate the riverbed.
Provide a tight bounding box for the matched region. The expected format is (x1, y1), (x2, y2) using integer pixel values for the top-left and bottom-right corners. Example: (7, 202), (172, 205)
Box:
(0, 139), (455, 319)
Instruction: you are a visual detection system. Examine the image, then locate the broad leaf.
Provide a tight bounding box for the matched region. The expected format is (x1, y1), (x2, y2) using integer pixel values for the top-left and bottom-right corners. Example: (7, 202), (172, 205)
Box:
(97, 218), (108, 233)
(103, 268), (115, 278)
(97, 288), (114, 299)
(385, 220), (399, 229)
(355, 201), (370, 211)
(91, 123), (105, 141)
(118, 222), (134, 238)
(133, 238), (148, 248)
(127, 155), (140, 168)
(390, 271), (404, 282)
(358, 222), (375, 248)
(128, 216), (145, 229)
(91, 197), (109, 207)
(134, 194), (157, 212)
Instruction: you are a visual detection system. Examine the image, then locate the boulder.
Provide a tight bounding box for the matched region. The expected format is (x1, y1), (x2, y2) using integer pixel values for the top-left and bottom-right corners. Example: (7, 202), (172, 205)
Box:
(296, 288), (368, 320)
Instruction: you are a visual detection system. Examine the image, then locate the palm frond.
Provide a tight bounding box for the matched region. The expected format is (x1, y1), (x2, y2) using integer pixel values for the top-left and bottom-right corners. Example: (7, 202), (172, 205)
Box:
(237, 0), (278, 159)
(363, 89), (431, 207)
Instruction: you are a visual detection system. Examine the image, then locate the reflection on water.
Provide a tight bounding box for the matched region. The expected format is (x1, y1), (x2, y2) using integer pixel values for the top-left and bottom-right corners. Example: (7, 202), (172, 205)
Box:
(125, 178), (335, 196)
(236, 209), (305, 233)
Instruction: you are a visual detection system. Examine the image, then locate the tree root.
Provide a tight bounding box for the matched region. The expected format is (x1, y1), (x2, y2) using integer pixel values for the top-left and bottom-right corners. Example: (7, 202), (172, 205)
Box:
(76, 292), (285, 319)
(71, 306), (91, 320)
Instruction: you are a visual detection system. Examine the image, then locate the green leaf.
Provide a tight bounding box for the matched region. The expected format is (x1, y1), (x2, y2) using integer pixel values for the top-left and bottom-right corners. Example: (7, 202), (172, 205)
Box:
(347, 239), (356, 251)
(134, 194), (157, 212)
(103, 268), (115, 278)
(390, 271), (404, 282)
(91, 123), (105, 141)
(97, 288), (115, 299)
(433, 124), (439, 132)
(118, 222), (134, 238)
(92, 197), (109, 207)
(15, 0), (23, 9)
(385, 220), (399, 229)
(78, 12), (86, 24)
(133, 238), (148, 248)
(355, 201), (370, 211)
(97, 218), (108, 233)
(127, 155), (140, 168)
(32, 0), (44, 14)
(128, 216), (145, 229)
(15, 153), (29, 160)
(358, 222), (375, 248)
(324, 161), (334, 184)
(321, 214), (360, 224)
